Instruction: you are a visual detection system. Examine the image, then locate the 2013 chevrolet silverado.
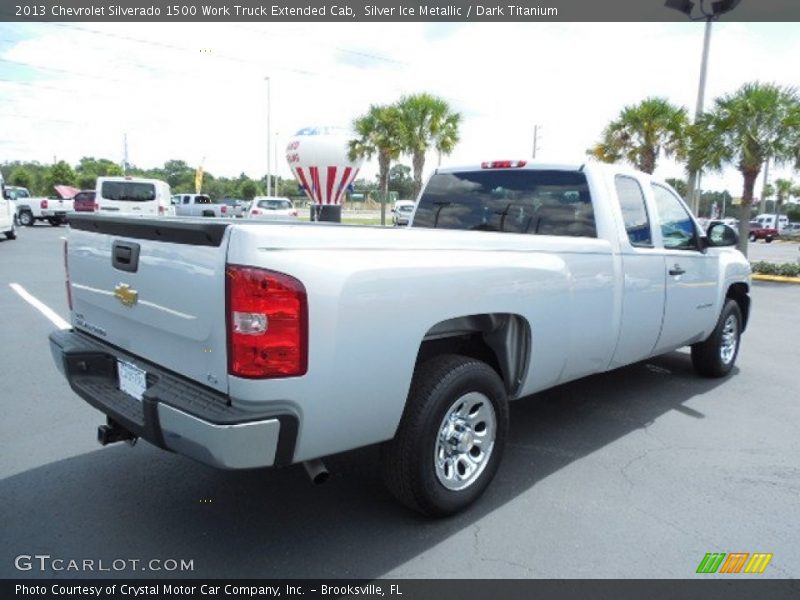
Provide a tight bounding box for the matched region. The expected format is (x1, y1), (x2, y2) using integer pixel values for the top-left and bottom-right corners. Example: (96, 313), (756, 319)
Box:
(49, 161), (751, 516)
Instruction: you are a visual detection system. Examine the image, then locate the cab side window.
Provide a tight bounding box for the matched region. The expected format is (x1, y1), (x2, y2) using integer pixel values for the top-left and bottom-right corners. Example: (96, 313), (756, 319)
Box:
(651, 184), (698, 250)
(615, 176), (652, 247)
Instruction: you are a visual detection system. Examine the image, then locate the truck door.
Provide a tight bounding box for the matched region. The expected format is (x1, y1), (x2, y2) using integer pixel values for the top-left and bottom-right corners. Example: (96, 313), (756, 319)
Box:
(650, 184), (718, 354)
(609, 175), (666, 368)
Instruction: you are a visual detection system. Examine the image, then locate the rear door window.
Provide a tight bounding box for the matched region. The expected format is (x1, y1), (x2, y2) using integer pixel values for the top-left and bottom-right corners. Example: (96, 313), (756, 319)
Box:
(101, 182), (156, 202)
(615, 176), (652, 247)
(413, 169), (595, 237)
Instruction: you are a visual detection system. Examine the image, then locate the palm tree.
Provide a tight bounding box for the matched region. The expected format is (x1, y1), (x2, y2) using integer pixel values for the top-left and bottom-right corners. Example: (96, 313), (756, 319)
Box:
(587, 97), (689, 174)
(688, 82), (800, 254)
(349, 104), (404, 225)
(397, 93), (461, 198)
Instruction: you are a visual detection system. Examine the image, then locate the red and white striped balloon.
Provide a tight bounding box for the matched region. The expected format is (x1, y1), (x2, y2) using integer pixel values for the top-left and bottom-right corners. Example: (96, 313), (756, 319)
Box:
(286, 126), (364, 205)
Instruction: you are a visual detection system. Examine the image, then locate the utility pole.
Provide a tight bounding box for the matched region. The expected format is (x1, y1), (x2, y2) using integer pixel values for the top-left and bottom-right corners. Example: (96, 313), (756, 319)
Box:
(532, 124), (541, 159)
(665, 0), (743, 216)
(265, 76), (271, 196)
(123, 133), (129, 174)
(685, 16), (712, 215)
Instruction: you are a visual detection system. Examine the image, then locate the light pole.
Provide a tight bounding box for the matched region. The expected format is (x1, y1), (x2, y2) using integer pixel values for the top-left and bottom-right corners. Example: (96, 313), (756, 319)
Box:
(665, 0), (741, 215)
(274, 131), (280, 196)
(265, 76), (271, 196)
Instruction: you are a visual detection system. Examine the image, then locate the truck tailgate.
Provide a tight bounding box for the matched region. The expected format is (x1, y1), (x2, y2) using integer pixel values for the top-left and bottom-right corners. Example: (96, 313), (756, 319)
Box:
(67, 215), (231, 394)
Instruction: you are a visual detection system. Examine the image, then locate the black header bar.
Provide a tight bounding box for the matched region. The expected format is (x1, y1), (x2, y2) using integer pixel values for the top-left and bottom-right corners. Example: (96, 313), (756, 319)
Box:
(2, 0), (799, 22)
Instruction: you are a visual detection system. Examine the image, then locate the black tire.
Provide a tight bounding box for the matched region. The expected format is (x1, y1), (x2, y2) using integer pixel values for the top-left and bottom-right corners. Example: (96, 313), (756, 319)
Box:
(748, 233), (756, 242)
(19, 210), (34, 227)
(48, 218), (62, 227)
(691, 299), (742, 378)
(765, 236), (773, 243)
(381, 354), (509, 517)
(5, 223), (17, 240)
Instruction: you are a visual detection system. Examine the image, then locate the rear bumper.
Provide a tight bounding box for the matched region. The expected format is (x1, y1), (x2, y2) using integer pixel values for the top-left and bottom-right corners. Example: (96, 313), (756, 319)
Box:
(49, 330), (298, 469)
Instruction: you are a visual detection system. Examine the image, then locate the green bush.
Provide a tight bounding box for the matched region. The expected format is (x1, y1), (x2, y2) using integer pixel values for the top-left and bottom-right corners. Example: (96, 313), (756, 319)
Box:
(751, 261), (800, 277)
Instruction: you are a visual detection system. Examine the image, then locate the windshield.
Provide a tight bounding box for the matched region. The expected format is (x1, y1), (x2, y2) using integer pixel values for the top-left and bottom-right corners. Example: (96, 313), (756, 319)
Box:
(101, 181), (156, 202)
(258, 199), (292, 210)
(413, 169), (595, 237)
(397, 205), (414, 213)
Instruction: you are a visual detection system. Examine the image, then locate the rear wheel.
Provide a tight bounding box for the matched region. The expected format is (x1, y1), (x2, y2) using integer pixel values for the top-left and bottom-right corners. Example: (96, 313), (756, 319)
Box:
(691, 299), (742, 378)
(765, 236), (773, 243)
(381, 354), (509, 517)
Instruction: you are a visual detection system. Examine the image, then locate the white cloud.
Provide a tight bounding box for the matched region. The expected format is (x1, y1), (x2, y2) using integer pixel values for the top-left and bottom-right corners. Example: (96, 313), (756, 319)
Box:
(2, 21), (799, 196)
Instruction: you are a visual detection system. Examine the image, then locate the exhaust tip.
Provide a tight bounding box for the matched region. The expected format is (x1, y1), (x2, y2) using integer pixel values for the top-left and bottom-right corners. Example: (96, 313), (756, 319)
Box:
(302, 459), (330, 485)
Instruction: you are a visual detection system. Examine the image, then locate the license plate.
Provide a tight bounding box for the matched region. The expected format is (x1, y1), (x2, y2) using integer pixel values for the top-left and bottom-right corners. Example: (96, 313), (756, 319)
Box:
(118, 360), (147, 401)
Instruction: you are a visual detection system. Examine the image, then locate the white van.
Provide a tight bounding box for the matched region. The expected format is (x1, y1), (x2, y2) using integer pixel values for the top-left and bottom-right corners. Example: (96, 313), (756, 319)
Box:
(755, 213), (789, 231)
(96, 176), (174, 217)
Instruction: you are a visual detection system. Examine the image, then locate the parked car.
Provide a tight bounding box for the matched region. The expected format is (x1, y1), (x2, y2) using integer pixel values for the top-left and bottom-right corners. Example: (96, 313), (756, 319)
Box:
(392, 200), (416, 226)
(96, 176), (174, 217)
(216, 198), (247, 218)
(247, 196), (298, 220)
(0, 172), (18, 240)
(51, 160), (751, 517)
(72, 190), (97, 212)
(749, 220), (778, 243)
(783, 222), (800, 236)
(171, 193), (230, 218)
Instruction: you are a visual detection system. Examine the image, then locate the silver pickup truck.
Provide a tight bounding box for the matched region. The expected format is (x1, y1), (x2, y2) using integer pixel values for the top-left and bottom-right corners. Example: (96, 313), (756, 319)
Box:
(49, 161), (751, 516)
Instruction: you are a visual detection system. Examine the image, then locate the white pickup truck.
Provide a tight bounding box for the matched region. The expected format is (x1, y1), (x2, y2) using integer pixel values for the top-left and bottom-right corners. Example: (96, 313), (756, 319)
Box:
(12, 185), (75, 226)
(49, 161), (751, 516)
(172, 193), (231, 218)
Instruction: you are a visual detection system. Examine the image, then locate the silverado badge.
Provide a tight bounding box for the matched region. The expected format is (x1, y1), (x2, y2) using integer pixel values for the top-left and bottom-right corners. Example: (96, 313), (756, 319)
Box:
(114, 283), (138, 307)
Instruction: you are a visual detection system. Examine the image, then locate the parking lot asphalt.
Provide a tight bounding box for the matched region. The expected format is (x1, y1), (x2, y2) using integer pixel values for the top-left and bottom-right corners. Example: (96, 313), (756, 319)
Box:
(1, 224), (798, 579)
(747, 239), (800, 264)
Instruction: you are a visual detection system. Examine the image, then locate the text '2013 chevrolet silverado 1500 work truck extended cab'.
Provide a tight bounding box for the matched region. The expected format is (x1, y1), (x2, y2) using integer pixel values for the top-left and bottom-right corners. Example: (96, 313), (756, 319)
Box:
(49, 161), (751, 516)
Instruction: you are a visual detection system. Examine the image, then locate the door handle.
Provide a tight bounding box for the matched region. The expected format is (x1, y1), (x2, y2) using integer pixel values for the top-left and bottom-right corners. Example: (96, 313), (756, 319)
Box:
(669, 264), (685, 276)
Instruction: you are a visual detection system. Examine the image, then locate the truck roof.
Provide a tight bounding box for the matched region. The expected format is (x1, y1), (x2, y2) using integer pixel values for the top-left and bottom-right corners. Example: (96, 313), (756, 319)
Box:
(436, 161), (584, 174)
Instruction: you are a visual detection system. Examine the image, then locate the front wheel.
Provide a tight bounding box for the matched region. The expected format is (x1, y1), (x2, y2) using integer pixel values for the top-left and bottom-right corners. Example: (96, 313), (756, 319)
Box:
(765, 236), (773, 243)
(5, 222), (17, 240)
(381, 354), (509, 517)
(19, 210), (34, 227)
(748, 233), (757, 242)
(691, 299), (742, 378)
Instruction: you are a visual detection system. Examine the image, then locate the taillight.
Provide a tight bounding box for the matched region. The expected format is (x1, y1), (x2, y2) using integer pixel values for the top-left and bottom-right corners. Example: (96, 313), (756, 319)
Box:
(221, 206), (227, 214)
(64, 239), (72, 311)
(290, 210), (298, 217)
(251, 209), (261, 216)
(158, 205), (165, 215)
(481, 160), (527, 169)
(93, 202), (99, 212)
(226, 265), (308, 378)
(41, 199), (48, 209)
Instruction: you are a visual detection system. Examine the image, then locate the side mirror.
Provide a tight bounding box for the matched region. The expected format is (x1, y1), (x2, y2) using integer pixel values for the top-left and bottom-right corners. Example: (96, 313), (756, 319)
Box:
(706, 223), (738, 247)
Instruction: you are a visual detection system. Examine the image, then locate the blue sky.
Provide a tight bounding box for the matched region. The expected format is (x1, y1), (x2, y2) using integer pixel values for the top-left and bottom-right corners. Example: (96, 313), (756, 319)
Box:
(1, 21), (799, 197)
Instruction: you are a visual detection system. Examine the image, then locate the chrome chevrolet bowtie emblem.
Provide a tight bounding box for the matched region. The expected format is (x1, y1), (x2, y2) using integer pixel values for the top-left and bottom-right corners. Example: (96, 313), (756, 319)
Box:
(114, 283), (138, 307)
